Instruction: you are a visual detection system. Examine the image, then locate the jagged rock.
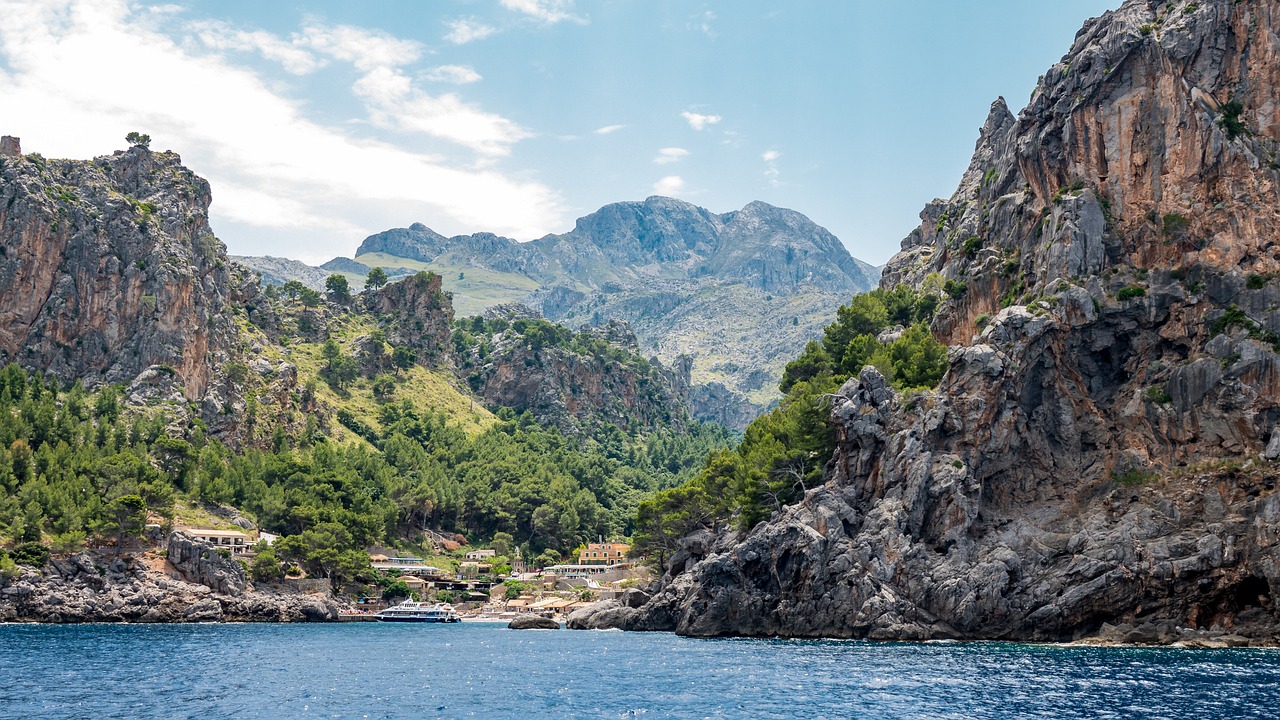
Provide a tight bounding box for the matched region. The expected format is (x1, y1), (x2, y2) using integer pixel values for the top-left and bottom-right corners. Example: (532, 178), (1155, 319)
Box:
(508, 614), (560, 630)
(0, 143), (258, 401)
(166, 531), (247, 595)
(0, 546), (341, 623)
(0, 136), (19, 157)
(600, 0), (1280, 643)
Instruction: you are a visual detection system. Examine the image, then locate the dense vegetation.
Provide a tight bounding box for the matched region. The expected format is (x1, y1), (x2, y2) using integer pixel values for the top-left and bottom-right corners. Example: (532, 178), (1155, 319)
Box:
(0, 362), (725, 583)
(633, 286), (947, 564)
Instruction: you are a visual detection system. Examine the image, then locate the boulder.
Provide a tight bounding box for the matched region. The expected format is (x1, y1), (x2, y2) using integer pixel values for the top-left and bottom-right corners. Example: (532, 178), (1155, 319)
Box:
(508, 615), (560, 630)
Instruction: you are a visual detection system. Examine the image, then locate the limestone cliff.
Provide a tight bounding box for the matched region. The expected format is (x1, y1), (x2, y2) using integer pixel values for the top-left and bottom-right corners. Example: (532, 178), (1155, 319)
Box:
(0, 139), (253, 401)
(579, 0), (1280, 643)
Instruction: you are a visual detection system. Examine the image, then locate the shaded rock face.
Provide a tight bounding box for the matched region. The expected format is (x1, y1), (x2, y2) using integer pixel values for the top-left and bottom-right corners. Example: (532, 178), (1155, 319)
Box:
(0, 143), (255, 400)
(612, 0), (1280, 641)
(0, 546), (339, 624)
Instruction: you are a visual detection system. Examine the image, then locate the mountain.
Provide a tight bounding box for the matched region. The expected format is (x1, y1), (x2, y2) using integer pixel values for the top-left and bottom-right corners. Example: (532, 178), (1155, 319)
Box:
(574, 0), (1280, 644)
(243, 197), (880, 427)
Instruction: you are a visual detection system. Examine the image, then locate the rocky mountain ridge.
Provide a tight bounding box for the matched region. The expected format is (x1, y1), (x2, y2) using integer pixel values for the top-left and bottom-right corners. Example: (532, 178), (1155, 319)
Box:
(240, 197), (882, 428)
(574, 0), (1280, 643)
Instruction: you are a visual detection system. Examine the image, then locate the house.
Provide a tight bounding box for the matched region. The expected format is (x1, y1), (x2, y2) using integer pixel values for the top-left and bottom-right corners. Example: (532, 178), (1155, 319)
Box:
(368, 555), (445, 577)
(465, 548), (497, 560)
(578, 542), (630, 567)
(185, 528), (252, 555)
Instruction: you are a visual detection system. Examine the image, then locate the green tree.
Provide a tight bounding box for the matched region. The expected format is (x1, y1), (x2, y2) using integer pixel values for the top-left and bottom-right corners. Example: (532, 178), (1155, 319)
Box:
(325, 274), (352, 303)
(366, 267), (388, 292)
(391, 345), (417, 372)
(125, 131), (151, 149)
(103, 494), (147, 555)
(250, 545), (285, 583)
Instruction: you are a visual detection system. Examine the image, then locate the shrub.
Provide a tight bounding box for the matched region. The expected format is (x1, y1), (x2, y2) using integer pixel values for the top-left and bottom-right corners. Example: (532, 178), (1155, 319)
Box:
(1218, 99), (1248, 140)
(1117, 285), (1147, 301)
(1247, 274), (1268, 290)
(1145, 386), (1172, 404)
(1161, 213), (1189, 237)
(944, 279), (967, 299)
(1113, 468), (1154, 486)
(10, 542), (49, 567)
(962, 236), (983, 256)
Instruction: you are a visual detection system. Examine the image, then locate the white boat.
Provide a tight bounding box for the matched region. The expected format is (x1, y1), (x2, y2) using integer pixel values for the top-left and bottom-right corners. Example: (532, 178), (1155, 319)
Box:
(373, 601), (462, 623)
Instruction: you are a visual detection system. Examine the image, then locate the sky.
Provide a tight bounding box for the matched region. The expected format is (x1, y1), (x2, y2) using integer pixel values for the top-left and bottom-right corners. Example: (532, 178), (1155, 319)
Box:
(0, 0), (1119, 265)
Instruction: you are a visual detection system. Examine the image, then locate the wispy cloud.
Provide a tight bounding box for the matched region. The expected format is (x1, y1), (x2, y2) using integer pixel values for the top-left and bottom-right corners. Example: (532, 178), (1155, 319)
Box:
(0, 0), (563, 261)
(188, 20), (324, 75)
(653, 147), (688, 165)
(500, 0), (586, 25)
(594, 124), (626, 135)
(762, 150), (781, 187)
(681, 110), (721, 131)
(652, 175), (685, 196)
(443, 18), (496, 44)
(689, 11), (717, 39)
(425, 64), (482, 85)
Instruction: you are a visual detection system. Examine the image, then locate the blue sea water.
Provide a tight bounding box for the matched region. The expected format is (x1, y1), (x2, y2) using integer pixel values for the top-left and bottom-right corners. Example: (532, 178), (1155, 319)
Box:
(0, 622), (1277, 719)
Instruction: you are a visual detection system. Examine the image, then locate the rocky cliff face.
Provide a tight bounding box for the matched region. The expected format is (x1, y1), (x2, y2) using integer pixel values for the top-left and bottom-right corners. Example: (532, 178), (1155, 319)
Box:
(582, 0), (1280, 642)
(370, 270), (455, 368)
(461, 311), (689, 435)
(0, 141), (254, 401)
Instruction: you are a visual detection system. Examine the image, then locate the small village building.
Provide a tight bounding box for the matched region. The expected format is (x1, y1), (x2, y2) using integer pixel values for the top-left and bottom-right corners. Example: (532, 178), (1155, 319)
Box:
(400, 576), (429, 594)
(369, 555), (445, 577)
(186, 528), (252, 555)
(578, 542), (630, 567)
(464, 549), (497, 560)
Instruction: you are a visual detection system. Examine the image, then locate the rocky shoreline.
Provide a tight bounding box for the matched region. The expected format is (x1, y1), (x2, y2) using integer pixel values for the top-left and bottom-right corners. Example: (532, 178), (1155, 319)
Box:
(0, 532), (340, 624)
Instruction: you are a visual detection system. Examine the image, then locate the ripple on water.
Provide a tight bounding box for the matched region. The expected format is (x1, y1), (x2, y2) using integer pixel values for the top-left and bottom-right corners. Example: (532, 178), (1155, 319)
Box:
(0, 624), (1278, 719)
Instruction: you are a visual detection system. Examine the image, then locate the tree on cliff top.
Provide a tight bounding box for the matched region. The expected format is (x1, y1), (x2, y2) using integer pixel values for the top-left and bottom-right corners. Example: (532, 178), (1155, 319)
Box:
(125, 132), (151, 149)
(366, 267), (388, 292)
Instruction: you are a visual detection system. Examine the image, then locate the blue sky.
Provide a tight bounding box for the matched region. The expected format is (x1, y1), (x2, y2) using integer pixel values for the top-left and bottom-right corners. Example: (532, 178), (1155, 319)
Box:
(0, 0), (1117, 264)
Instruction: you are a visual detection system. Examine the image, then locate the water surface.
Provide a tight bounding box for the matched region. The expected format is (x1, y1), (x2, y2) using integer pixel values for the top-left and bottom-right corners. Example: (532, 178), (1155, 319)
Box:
(0, 623), (1276, 719)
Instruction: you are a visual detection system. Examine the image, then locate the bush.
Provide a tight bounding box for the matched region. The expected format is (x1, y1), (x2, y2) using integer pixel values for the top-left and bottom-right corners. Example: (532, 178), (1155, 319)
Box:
(944, 280), (967, 299)
(962, 236), (983, 256)
(1145, 386), (1172, 404)
(10, 542), (49, 567)
(1218, 99), (1248, 140)
(1247, 274), (1268, 290)
(1117, 285), (1147, 301)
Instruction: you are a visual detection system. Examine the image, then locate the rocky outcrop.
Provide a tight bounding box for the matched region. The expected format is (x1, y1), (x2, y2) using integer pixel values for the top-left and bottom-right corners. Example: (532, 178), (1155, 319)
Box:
(602, 0), (1280, 642)
(0, 141), (255, 401)
(0, 540), (340, 624)
(370, 271), (454, 367)
(508, 614), (560, 629)
(166, 531), (247, 595)
(462, 312), (690, 435)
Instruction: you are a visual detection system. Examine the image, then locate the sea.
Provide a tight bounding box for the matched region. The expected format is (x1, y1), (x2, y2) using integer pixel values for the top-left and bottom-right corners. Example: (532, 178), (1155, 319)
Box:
(0, 622), (1277, 719)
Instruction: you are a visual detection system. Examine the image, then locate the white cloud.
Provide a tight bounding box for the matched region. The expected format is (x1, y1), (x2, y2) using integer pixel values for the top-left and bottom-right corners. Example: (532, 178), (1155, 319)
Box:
(425, 64), (482, 85)
(652, 175), (685, 196)
(296, 22), (422, 73)
(500, 0), (585, 25)
(190, 20), (324, 75)
(653, 147), (688, 165)
(681, 110), (721, 131)
(594, 124), (626, 135)
(443, 18), (496, 45)
(0, 0), (563, 261)
(762, 150), (781, 187)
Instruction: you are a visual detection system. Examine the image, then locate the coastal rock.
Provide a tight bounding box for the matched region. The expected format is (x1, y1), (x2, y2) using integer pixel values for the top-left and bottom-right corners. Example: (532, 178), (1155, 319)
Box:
(0, 548), (340, 624)
(166, 531), (247, 595)
(606, 0), (1280, 643)
(508, 615), (560, 630)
